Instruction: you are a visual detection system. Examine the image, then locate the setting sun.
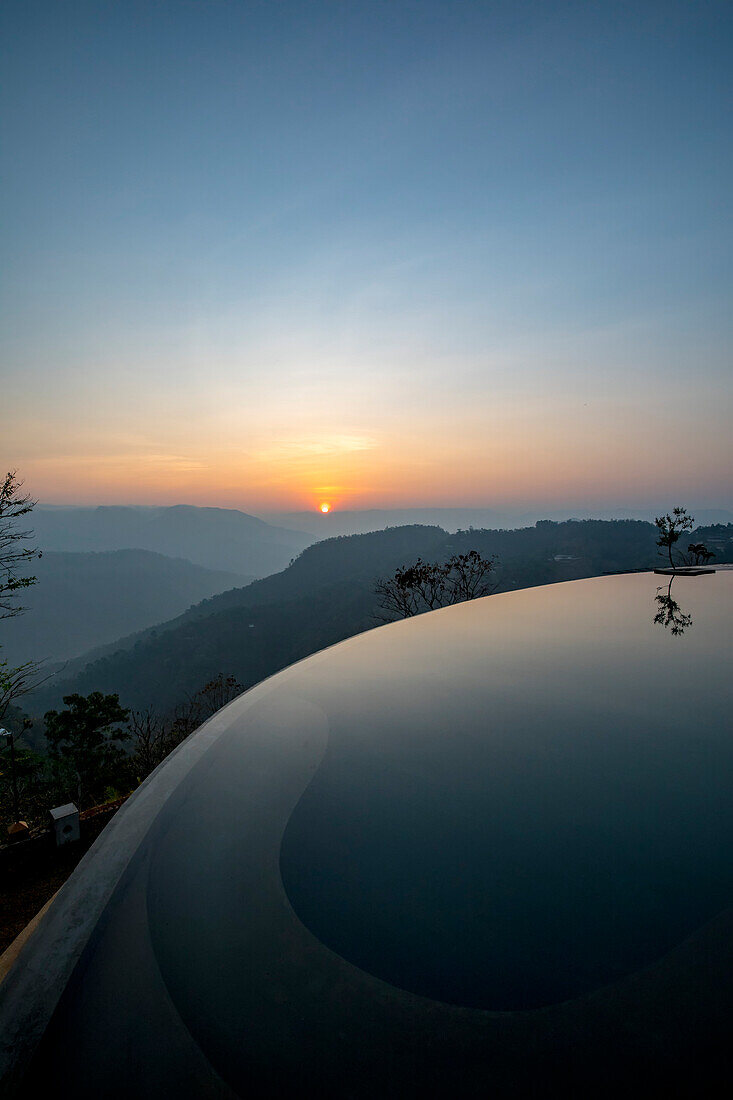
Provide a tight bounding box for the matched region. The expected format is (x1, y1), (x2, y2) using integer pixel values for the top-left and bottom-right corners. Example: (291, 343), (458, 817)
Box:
(320, 503), (331, 514)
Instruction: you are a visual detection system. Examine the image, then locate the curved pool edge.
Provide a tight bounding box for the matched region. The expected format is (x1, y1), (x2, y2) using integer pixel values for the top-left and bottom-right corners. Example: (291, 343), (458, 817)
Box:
(0, 606), (426, 1089)
(2, 571), (732, 1095)
(0, 669), (307, 1092)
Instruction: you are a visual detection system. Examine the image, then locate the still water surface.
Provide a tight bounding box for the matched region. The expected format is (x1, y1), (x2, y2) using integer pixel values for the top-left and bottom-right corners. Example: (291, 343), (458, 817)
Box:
(280, 572), (732, 1009)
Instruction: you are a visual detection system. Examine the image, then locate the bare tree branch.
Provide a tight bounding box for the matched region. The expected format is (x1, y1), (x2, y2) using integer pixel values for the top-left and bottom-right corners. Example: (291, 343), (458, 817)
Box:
(375, 551), (498, 621)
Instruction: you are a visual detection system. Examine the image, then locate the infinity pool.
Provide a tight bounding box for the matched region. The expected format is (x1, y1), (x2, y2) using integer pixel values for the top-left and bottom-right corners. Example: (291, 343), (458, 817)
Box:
(281, 570), (733, 1009)
(2, 570), (731, 1097)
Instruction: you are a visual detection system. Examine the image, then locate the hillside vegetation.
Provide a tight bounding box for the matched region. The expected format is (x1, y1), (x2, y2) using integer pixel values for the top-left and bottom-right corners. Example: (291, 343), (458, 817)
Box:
(27, 519), (732, 726)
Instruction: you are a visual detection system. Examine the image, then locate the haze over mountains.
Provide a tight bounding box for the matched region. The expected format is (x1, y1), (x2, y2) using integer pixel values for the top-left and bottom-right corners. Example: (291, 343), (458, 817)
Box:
(33, 503), (733, 556)
(265, 507), (733, 538)
(32, 505), (311, 575)
(0, 550), (248, 666)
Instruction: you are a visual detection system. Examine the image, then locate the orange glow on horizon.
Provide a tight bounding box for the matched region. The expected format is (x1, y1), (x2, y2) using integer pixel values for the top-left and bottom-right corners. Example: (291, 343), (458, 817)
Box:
(14, 401), (730, 513)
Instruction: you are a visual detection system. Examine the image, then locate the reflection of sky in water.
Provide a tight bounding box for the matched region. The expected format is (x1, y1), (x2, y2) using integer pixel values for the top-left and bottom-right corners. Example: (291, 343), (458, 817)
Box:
(281, 572), (732, 1009)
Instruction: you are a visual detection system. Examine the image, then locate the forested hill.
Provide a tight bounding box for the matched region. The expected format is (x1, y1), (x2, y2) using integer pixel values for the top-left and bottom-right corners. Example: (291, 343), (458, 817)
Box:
(27, 519), (732, 724)
(98, 515), (695, 632)
(109, 515), (695, 629)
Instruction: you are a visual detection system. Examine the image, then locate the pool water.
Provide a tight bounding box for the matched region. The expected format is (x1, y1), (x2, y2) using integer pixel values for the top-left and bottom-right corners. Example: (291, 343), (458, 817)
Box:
(10, 571), (733, 1098)
(280, 571), (732, 1008)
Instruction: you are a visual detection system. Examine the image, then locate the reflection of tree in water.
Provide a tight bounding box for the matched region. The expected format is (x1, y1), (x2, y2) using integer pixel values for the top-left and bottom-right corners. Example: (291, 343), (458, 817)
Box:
(654, 577), (692, 636)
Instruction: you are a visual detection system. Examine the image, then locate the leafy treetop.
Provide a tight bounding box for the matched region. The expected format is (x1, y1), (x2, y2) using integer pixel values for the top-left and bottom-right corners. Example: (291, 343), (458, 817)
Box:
(45, 692), (130, 806)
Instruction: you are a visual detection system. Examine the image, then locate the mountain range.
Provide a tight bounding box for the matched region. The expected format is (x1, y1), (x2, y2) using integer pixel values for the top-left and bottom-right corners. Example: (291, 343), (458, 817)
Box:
(264, 507), (733, 538)
(0, 550), (248, 666)
(31, 505), (312, 575)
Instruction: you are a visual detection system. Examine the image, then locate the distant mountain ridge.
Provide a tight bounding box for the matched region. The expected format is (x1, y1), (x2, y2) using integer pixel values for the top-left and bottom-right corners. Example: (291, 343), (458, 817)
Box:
(0, 549), (249, 666)
(31, 504), (313, 576)
(266, 507), (733, 538)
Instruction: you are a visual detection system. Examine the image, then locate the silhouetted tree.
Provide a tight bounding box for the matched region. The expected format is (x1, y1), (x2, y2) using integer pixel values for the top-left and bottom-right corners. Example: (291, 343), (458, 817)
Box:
(654, 506), (716, 570)
(0, 659), (42, 723)
(129, 674), (244, 781)
(128, 705), (175, 780)
(375, 558), (449, 620)
(686, 542), (715, 566)
(375, 551), (497, 621)
(196, 673), (243, 716)
(169, 672), (244, 740)
(0, 470), (42, 619)
(0, 470), (45, 722)
(654, 507), (695, 570)
(445, 550), (498, 602)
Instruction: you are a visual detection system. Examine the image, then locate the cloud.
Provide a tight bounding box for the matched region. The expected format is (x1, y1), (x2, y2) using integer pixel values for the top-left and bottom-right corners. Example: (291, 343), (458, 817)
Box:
(255, 434), (378, 463)
(31, 452), (209, 474)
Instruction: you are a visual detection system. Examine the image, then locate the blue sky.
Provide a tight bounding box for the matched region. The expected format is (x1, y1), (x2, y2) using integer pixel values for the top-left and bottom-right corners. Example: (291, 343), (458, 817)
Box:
(2, 0), (731, 510)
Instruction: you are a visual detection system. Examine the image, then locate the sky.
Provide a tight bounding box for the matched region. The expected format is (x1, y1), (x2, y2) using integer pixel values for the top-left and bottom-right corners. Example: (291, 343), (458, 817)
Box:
(2, 0), (732, 514)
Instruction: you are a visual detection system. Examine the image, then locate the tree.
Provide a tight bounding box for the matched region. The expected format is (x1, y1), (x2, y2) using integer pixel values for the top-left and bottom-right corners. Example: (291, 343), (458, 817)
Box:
(0, 471), (45, 723)
(654, 507), (695, 570)
(0, 658), (42, 723)
(686, 542), (715, 566)
(129, 674), (244, 782)
(375, 558), (448, 620)
(195, 673), (243, 717)
(128, 705), (176, 781)
(654, 507), (715, 570)
(168, 672), (244, 741)
(375, 551), (498, 621)
(45, 692), (130, 807)
(445, 550), (498, 602)
(0, 470), (41, 619)
(0, 735), (49, 831)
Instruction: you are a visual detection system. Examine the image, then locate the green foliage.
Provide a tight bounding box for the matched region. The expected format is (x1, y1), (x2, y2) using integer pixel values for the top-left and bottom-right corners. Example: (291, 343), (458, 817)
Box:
(44, 692), (130, 808)
(0, 739), (49, 829)
(1, 673), (244, 824)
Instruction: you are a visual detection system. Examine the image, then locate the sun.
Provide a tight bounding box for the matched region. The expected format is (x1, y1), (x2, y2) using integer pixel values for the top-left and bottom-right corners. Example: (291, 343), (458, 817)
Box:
(320, 503), (331, 514)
